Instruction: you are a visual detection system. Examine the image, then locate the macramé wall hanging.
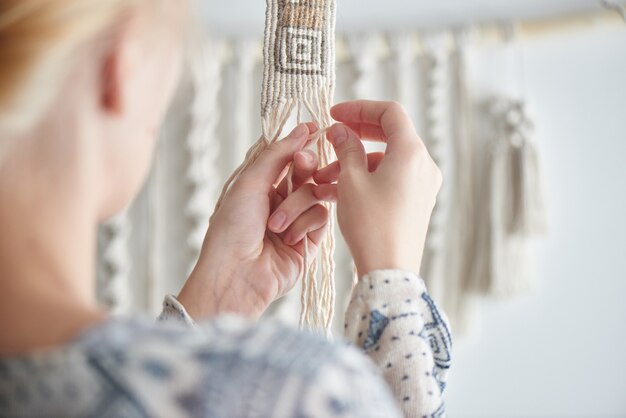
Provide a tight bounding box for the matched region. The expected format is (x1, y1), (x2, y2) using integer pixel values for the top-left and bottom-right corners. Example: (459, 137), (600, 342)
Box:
(212, 0), (338, 335)
(95, 8), (559, 338)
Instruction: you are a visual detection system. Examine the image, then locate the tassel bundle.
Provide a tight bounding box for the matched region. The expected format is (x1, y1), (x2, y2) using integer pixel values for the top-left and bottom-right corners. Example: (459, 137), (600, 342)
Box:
(474, 98), (547, 297)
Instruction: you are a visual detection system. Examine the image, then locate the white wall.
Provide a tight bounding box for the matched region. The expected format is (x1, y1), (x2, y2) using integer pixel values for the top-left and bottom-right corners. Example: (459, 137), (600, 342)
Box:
(445, 25), (626, 417)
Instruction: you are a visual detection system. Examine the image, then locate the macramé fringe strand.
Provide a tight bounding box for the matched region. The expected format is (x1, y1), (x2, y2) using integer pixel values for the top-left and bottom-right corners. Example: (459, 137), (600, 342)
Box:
(211, 87), (336, 337)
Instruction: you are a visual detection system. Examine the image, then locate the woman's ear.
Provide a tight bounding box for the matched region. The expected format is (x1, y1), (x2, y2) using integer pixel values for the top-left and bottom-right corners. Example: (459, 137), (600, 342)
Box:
(98, 12), (149, 117)
(100, 50), (123, 114)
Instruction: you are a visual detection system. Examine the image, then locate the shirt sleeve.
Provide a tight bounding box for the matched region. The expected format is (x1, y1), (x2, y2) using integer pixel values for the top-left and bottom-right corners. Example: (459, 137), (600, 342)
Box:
(156, 269), (453, 417)
(344, 269), (453, 418)
(157, 294), (195, 326)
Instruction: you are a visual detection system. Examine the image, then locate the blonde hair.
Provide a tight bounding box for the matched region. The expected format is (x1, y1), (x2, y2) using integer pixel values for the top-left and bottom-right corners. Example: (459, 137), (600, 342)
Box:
(0, 1), (144, 135)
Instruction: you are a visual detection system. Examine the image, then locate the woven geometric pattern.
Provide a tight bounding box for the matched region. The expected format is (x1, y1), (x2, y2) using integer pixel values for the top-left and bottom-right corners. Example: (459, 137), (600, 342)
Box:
(276, 0), (327, 75)
(262, 0), (336, 117)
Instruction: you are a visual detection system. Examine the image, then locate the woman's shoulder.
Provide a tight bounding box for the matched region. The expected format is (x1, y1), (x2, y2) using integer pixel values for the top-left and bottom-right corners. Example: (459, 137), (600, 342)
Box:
(80, 315), (364, 388)
(0, 316), (402, 418)
(80, 315), (351, 374)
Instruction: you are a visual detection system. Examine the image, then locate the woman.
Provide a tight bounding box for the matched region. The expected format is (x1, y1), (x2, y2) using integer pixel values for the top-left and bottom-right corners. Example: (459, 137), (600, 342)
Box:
(0, 1), (451, 417)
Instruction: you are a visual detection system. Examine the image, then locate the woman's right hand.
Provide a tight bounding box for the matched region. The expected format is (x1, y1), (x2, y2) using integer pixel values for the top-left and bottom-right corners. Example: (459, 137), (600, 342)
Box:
(314, 100), (442, 277)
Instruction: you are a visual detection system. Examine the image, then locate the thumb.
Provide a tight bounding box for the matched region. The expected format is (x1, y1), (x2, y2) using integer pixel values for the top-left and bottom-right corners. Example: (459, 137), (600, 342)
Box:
(327, 124), (367, 173)
(242, 124), (309, 192)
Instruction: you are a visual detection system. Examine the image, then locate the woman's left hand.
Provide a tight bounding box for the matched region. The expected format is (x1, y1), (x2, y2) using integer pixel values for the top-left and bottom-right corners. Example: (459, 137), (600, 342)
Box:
(177, 123), (334, 320)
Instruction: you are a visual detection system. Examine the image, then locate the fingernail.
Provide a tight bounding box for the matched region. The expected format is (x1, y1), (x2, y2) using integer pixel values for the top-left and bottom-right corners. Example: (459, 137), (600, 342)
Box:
(268, 211), (287, 231)
(289, 124), (308, 140)
(330, 124), (348, 146)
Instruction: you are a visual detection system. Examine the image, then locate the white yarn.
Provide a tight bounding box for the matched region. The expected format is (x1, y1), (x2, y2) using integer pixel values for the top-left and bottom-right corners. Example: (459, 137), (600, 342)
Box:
(185, 40), (226, 270)
(146, 129), (166, 313)
(427, 31), (475, 334)
(233, 39), (259, 165)
(347, 34), (381, 99)
(389, 32), (417, 115)
(469, 98), (547, 298)
(486, 117), (531, 297)
(421, 34), (453, 301)
(212, 0), (338, 336)
(97, 210), (132, 314)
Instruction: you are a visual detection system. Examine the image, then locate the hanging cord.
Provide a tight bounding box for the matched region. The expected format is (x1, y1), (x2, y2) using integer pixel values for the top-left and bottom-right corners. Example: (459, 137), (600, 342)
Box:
(186, 40), (226, 272)
(601, 0), (626, 22)
(295, 89), (336, 335)
(97, 209), (132, 314)
(499, 24), (547, 236)
(421, 34), (452, 301)
(249, 0), (337, 336)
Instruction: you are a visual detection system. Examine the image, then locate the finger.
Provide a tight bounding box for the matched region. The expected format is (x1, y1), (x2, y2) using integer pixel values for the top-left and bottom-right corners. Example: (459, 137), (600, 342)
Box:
(331, 100), (422, 156)
(306, 224), (327, 247)
(312, 184), (337, 203)
(269, 187), (285, 213)
(326, 124), (367, 173)
(276, 148), (319, 198)
(343, 122), (386, 142)
(283, 204), (329, 246)
(292, 149), (319, 187)
(242, 124), (309, 192)
(273, 164), (291, 190)
(305, 122), (319, 135)
(268, 183), (319, 233)
(313, 161), (339, 184)
(273, 122), (319, 196)
(314, 152), (385, 184)
(291, 224), (328, 258)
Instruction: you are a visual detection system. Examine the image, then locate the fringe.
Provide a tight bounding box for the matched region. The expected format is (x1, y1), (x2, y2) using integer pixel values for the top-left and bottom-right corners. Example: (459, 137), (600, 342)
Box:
(211, 86), (337, 336)
(478, 99), (547, 298)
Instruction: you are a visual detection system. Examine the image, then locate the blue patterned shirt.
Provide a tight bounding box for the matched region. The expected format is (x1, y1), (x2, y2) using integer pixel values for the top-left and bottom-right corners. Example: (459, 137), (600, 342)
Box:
(0, 270), (451, 417)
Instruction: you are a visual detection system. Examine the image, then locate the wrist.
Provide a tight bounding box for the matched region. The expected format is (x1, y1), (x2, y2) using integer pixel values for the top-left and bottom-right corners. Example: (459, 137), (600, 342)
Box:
(177, 258), (265, 321)
(353, 252), (422, 279)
